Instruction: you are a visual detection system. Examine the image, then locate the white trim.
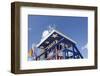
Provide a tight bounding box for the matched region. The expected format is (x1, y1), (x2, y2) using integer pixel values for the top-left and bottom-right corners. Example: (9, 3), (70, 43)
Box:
(36, 29), (77, 48)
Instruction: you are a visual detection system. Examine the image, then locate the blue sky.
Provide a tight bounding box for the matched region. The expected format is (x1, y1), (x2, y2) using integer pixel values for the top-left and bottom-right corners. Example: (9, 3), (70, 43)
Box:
(28, 15), (88, 58)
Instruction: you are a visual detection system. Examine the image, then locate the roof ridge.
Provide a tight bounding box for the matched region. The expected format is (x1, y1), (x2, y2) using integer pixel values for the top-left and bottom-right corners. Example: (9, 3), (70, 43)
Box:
(36, 29), (77, 48)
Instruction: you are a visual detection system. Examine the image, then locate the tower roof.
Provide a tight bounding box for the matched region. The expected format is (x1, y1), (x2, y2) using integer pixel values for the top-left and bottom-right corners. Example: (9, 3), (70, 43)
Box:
(36, 29), (77, 48)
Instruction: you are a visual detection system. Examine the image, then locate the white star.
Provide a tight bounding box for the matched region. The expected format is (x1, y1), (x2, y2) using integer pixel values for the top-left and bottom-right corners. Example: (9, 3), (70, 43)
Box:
(40, 46), (44, 49)
(45, 41), (49, 44)
(52, 34), (58, 38)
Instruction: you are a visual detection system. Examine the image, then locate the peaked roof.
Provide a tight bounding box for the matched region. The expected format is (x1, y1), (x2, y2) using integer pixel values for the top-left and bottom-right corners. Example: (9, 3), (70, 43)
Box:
(36, 29), (77, 48)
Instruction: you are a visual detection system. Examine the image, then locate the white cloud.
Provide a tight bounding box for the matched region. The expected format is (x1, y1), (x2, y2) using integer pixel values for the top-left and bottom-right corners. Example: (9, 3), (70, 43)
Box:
(32, 43), (36, 50)
(81, 43), (88, 51)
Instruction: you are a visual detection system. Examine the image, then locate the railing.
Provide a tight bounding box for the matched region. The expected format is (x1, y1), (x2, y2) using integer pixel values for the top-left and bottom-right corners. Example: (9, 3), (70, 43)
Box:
(36, 38), (64, 60)
(35, 38), (83, 60)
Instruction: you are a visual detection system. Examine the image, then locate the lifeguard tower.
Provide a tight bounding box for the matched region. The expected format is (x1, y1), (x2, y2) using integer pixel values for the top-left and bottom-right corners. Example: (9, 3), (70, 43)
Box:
(35, 28), (83, 60)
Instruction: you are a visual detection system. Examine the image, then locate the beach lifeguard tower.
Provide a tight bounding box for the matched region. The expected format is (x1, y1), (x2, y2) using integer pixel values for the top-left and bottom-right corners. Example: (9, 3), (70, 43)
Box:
(36, 28), (83, 60)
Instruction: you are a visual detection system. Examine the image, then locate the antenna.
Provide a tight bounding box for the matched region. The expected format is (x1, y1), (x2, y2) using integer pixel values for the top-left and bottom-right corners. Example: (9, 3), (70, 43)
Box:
(53, 24), (56, 29)
(48, 24), (57, 32)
